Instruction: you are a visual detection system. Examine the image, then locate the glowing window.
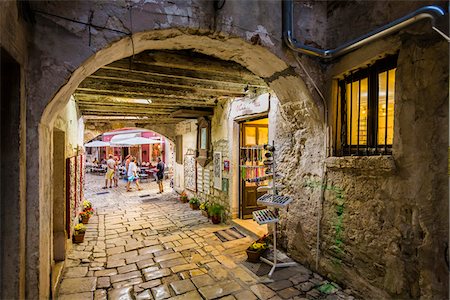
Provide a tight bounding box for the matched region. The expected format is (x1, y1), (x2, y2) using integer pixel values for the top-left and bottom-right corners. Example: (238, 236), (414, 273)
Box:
(335, 55), (397, 156)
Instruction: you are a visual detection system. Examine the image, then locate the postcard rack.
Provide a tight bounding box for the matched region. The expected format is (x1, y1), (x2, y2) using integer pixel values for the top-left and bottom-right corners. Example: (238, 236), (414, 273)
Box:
(252, 142), (296, 277)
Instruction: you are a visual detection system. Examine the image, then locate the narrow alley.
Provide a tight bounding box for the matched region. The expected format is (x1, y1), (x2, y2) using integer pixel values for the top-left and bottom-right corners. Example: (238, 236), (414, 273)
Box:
(57, 174), (353, 300)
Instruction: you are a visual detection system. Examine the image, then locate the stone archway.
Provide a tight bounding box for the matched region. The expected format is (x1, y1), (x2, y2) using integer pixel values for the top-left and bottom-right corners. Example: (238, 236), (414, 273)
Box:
(30, 29), (324, 298)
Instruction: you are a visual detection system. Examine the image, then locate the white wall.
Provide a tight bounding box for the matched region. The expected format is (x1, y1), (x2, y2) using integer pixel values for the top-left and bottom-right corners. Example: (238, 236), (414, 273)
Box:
(54, 96), (84, 156)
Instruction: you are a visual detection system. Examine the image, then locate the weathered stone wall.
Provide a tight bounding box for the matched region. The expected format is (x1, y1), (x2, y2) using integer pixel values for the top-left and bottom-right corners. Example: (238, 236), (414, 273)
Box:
(0, 1), (29, 299)
(320, 39), (447, 299)
(2, 0), (446, 299)
(276, 2), (449, 299)
(196, 138), (232, 221)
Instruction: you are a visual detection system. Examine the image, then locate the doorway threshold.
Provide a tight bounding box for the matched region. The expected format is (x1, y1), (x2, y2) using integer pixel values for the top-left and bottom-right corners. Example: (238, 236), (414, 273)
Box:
(231, 218), (268, 240)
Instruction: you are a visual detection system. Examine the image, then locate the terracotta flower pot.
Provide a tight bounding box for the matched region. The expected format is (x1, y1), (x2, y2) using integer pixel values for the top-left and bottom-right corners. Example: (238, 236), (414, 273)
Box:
(246, 247), (266, 263)
(81, 215), (89, 224)
(190, 203), (199, 210)
(211, 215), (221, 224)
(73, 232), (85, 244)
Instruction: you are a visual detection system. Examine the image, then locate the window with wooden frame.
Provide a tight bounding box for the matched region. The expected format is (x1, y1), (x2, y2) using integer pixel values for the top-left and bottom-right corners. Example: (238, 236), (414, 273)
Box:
(196, 117), (211, 167)
(334, 55), (397, 156)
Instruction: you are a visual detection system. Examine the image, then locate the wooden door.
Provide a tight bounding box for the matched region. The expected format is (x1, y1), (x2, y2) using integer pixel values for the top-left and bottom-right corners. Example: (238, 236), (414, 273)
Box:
(240, 122), (269, 219)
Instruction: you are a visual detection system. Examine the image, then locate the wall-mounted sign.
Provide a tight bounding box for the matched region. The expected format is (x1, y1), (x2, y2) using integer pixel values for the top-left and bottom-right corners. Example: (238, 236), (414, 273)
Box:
(223, 160), (230, 172)
(230, 93), (270, 120)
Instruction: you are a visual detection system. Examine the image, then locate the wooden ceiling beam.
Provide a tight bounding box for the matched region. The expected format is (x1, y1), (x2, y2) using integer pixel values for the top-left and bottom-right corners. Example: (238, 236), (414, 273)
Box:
(127, 50), (263, 80)
(78, 107), (175, 115)
(98, 66), (266, 88)
(80, 110), (173, 116)
(91, 68), (266, 92)
(103, 61), (266, 86)
(73, 91), (216, 104)
(75, 99), (215, 109)
(88, 74), (245, 94)
(77, 79), (246, 98)
(78, 103), (213, 115)
(85, 119), (179, 125)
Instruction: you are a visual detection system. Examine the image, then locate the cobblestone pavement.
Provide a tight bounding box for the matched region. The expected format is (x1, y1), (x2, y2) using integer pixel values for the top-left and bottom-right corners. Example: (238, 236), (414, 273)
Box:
(57, 174), (355, 300)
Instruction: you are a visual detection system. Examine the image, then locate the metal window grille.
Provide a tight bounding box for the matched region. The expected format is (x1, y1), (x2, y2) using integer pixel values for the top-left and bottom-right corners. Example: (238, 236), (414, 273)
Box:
(334, 55), (397, 156)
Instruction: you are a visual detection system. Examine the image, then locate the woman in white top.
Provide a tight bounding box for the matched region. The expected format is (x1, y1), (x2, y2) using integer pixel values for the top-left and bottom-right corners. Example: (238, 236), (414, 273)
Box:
(126, 157), (143, 192)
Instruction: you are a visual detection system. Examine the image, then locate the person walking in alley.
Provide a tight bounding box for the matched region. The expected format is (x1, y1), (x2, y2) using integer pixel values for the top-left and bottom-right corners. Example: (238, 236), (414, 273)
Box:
(126, 157), (143, 192)
(156, 157), (165, 194)
(104, 154), (115, 188)
(113, 156), (119, 187)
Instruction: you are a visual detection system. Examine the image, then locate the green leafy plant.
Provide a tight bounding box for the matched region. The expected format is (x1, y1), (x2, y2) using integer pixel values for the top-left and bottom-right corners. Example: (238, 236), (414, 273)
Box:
(189, 197), (200, 205)
(208, 203), (224, 217)
(79, 210), (90, 218)
(179, 191), (188, 202)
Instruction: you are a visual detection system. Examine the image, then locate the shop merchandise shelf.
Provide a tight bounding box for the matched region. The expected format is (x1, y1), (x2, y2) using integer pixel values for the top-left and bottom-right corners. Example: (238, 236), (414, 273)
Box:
(252, 209), (279, 225)
(257, 194), (292, 208)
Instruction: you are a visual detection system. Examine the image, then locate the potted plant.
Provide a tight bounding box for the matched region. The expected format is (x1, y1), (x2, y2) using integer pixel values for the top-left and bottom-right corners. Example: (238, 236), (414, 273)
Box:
(189, 197), (200, 210)
(246, 235), (269, 262)
(208, 203), (224, 224)
(79, 210), (90, 224)
(179, 191), (188, 203)
(73, 223), (87, 244)
(199, 201), (210, 218)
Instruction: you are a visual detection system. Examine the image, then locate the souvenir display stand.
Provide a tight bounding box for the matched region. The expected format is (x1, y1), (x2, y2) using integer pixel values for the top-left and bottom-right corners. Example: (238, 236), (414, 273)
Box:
(251, 142), (296, 277)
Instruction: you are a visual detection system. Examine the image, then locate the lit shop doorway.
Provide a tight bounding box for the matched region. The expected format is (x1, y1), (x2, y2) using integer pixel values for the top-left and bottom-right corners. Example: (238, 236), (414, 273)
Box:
(239, 117), (269, 219)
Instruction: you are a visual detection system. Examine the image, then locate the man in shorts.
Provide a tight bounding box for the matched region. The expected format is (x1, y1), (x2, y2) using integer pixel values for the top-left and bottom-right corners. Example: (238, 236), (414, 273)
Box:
(126, 157), (143, 192)
(156, 157), (165, 194)
(104, 154), (115, 188)
(113, 156), (119, 187)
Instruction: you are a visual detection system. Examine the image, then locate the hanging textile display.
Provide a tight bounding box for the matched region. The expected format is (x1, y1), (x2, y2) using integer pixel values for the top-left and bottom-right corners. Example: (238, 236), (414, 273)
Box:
(239, 145), (267, 184)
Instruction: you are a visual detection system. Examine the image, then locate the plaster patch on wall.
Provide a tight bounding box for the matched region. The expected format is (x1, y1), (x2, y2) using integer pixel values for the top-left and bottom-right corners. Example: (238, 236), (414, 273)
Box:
(246, 25), (275, 47)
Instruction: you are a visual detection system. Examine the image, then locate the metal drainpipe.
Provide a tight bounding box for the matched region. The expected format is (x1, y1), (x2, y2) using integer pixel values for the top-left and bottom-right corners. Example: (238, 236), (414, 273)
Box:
(282, 0), (445, 59)
(282, 0), (445, 270)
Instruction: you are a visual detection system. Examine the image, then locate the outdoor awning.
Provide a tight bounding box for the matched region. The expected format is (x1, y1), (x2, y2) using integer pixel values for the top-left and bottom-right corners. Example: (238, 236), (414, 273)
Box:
(111, 136), (161, 146)
(110, 133), (140, 144)
(84, 140), (110, 147)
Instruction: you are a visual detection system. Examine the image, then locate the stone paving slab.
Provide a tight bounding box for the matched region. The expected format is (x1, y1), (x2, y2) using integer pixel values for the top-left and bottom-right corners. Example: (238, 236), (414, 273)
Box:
(58, 291), (93, 300)
(59, 277), (97, 294)
(57, 174), (354, 300)
(198, 280), (241, 299)
(152, 284), (171, 300)
(169, 279), (196, 295)
(64, 266), (89, 278)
